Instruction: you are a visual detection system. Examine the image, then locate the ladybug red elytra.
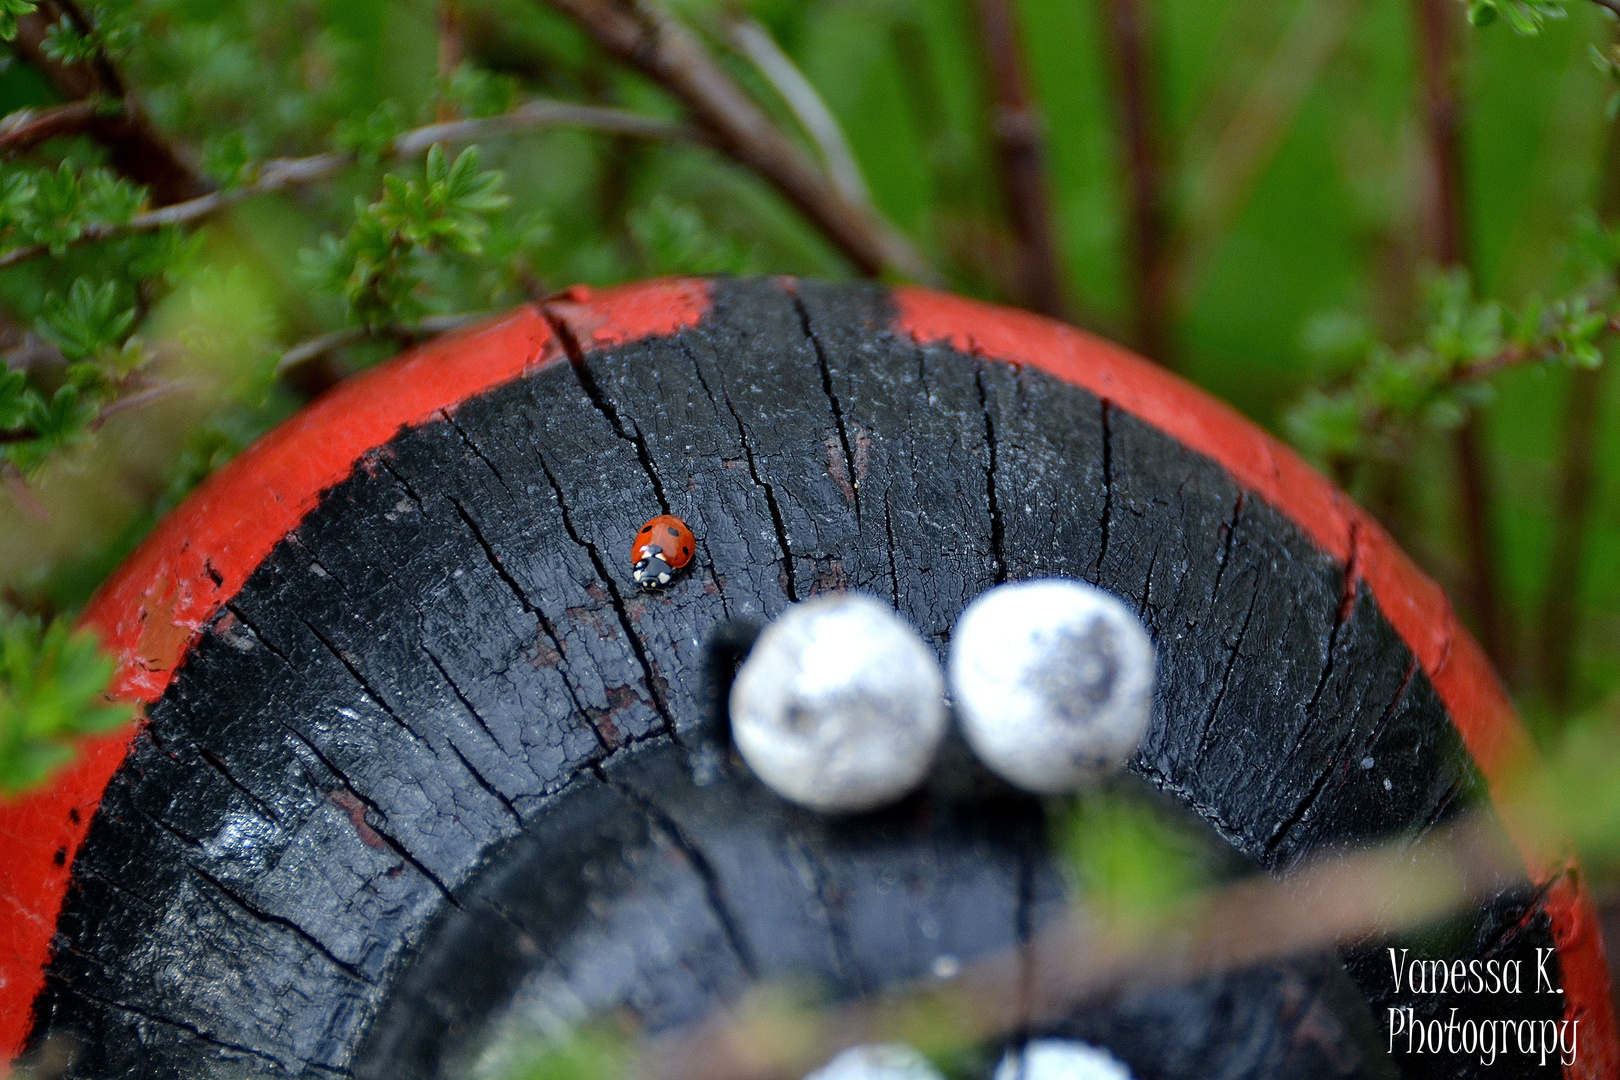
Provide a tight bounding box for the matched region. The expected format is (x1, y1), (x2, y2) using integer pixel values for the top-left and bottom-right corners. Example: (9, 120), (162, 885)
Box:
(631, 514), (695, 588)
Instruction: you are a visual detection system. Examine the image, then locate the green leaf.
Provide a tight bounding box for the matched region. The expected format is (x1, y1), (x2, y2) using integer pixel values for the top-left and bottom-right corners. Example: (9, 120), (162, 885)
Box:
(506, 1025), (630, 1080)
(40, 15), (97, 64)
(0, 0), (37, 42)
(37, 278), (137, 361)
(302, 146), (507, 328)
(0, 366), (28, 430)
(1058, 786), (1213, 927)
(0, 612), (135, 798)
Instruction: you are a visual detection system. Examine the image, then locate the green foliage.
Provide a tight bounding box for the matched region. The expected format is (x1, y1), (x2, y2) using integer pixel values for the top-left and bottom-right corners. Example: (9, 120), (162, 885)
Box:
(1285, 267), (1616, 477)
(1463, 0), (1569, 33)
(1057, 785), (1213, 926)
(38, 278), (136, 362)
(629, 195), (762, 277)
(303, 144), (509, 328)
(0, 612), (133, 798)
(504, 1025), (631, 1080)
(0, 0), (37, 42)
(0, 163), (145, 257)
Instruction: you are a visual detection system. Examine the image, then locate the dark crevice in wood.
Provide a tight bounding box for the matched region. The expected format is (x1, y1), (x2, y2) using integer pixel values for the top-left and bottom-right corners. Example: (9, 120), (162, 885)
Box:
(60, 989), (309, 1074)
(195, 748), (282, 824)
(974, 366), (1008, 583)
(1094, 399), (1114, 580)
(544, 307), (673, 514)
(186, 864), (376, 985)
(681, 336), (800, 603)
(792, 290), (862, 525)
(1194, 586), (1261, 764)
(297, 616), (433, 750)
(611, 783), (761, 980)
(223, 602), (295, 669)
(277, 724), (462, 908)
(882, 497), (901, 606)
(529, 449), (681, 739)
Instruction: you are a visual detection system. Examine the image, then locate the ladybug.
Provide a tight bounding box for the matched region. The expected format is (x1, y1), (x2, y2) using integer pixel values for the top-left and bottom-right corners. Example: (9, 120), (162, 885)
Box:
(631, 514), (695, 588)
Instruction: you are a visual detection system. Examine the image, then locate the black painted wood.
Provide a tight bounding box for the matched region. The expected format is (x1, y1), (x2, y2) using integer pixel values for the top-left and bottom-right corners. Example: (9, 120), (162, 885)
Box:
(28, 278), (1559, 1080)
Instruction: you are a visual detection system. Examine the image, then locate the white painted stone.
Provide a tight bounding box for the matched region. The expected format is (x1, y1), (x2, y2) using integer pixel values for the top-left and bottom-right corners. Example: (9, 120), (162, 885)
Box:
(949, 579), (1155, 793)
(992, 1039), (1134, 1080)
(803, 1044), (945, 1080)
(731, 593), (946, 813)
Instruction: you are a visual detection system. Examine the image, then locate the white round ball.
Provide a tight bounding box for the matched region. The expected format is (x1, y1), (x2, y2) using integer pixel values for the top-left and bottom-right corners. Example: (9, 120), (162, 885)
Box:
(731, 593), (946, 813)
(949, 579), (1154, 793)
(804, 1044), (944, 1080)
(992, 1040), (1134, 1080)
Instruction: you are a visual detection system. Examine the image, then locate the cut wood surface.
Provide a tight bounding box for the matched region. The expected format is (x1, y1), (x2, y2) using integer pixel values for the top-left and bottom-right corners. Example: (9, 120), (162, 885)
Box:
(2, 279), (1608, 1079)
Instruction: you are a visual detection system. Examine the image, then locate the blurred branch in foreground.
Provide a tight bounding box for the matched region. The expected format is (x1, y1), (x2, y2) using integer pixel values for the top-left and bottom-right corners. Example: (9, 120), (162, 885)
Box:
(498, 809), (1528, 1080)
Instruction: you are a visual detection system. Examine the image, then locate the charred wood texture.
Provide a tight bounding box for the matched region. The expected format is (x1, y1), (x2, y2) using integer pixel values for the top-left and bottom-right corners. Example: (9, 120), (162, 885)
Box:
(24, 280), (1572, 1079)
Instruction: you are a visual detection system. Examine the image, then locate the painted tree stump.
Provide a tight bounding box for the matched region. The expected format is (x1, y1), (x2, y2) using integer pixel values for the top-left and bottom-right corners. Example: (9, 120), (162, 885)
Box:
(0, 278), (1612, 1080)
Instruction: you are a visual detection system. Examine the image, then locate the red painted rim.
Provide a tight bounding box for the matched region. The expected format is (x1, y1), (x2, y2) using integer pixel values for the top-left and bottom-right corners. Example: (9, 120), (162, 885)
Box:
(0, 278), (711, 1061)
(894, 285), (1617, 1079)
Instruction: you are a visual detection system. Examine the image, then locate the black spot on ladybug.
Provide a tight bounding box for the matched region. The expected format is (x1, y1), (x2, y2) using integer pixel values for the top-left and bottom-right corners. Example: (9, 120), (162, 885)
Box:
(682, 546), (691, 557)
(639, 525), (653, 535)
(667, 526), (680, 538)
(68, 808), (80, 824)
(53, 847), (67, 866)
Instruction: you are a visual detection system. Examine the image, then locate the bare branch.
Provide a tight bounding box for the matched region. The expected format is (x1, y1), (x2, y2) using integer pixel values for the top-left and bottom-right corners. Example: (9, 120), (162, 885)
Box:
(0, 101), (712, 272)
(724, 17), (872, 211)
(974, 0), (1067, 319)
(1409, 0), (1508, 672)
(274, 312), (492, 380)
(1101, 0), (1167, 354)
(540, 0), (932, 281)
(0, 100), (105, 156)
(437, 0), (465, 123)
(393, 99), (711, 156)
(11, 4), (209, 204)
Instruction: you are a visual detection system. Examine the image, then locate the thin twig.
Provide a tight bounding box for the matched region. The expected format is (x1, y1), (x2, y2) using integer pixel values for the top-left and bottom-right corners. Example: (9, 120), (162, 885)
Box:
(1539, 363), (1607, 709)
(0, 100), (105, 156)
(974, 0), (1067, 319)
(438, 0), (465, 122)
(540, 0), (931, 281)
(1537, 95), (1620, 712)
(1171, 0), (1363, 310)
(724, 17), (872, 211)
(1410, 0), (1508, 672)
(11, 3), (208, 204)
(1101, 0), (1168, 354)
(273, 312), (492, 380)
(0, 461), (48, 520)
(0, 101), (712, 272)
